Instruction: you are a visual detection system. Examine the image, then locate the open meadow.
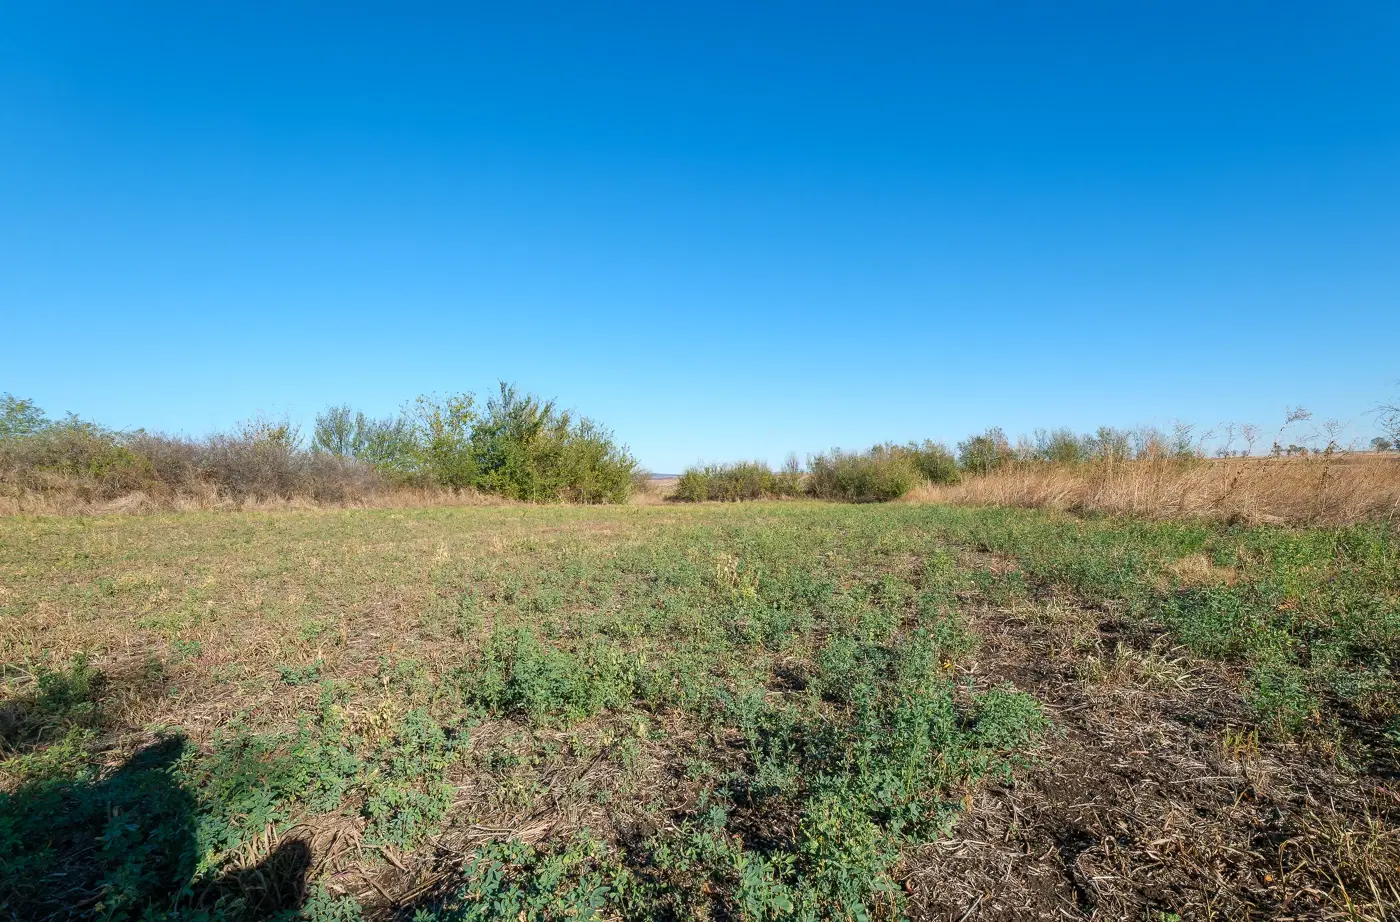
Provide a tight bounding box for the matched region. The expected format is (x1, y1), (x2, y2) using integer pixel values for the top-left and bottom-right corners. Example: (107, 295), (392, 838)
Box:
(3, 501), (1398, 921)
(7, 3), (1398, 918)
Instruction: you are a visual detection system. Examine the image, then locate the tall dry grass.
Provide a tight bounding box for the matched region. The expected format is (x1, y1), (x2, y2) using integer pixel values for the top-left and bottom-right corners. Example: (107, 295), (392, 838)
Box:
(908, 454), (1400, 526)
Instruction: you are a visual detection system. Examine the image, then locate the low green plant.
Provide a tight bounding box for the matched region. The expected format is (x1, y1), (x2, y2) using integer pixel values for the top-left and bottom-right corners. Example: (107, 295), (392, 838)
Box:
(298, 885), (367, 922)
(411, 835), (618, 921)
(278, 660), (324, 686)
(363, 708), (465, 845)
(457, 629), (638, 725)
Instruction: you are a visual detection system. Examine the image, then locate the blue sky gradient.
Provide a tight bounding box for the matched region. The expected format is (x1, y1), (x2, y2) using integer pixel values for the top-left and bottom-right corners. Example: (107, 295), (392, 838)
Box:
(3, 2), (1397, 471)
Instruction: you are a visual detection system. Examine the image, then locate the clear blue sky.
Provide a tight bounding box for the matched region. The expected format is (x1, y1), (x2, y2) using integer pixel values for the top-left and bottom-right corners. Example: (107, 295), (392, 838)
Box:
(3, 2), (1397, 471)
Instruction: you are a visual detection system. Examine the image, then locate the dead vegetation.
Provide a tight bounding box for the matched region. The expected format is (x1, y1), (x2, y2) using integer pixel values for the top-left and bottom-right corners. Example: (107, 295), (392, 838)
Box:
(909, 454), (1400, 526)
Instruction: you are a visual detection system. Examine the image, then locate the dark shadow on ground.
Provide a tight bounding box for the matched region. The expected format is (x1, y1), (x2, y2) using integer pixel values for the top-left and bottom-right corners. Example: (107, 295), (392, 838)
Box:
(0, 736), (311, 921)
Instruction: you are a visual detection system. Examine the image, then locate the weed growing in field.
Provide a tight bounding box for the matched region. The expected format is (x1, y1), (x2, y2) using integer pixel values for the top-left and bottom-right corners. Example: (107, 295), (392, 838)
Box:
(629, 629), (1049, 921)
(279, 659), (325, 686)
(456, 629), (640, 725)
(412, 835), (618, 921)
(362, 708), (465, 845)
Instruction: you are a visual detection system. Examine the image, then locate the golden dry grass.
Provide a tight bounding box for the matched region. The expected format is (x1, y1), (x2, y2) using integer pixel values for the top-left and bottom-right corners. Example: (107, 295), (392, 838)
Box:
(628, 476), (678, 504)
(908, 454), (1400, 526)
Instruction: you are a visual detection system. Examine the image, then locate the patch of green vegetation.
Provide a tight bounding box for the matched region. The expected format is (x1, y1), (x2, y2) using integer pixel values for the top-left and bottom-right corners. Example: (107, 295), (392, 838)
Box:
(934, 507), (1400, 739)
(279, 659), (325, 686)
(456, 628), (641, 725)
(618, 629), (1046, 921)
(806, 447), (920, 502)
(0, 737), (200, 921)
(673, 441), (959, 504)
(412, 835), (618, 921)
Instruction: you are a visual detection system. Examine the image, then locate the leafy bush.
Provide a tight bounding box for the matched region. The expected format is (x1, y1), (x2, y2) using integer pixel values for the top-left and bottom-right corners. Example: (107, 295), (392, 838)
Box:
(470, 385), (634, 503)
(0, 393), (46, 439)
(672, 443), (956, 504)
(413, 392), (480, 489)
(806, 449), (918, 502)
(0, 408), (152, 497)
(898, 439), (960, 484)
(672, 461), (801, 502)
(0, 397), (382, 504)
(312, 383), (637, 502)
(956, 427), (1013, 474)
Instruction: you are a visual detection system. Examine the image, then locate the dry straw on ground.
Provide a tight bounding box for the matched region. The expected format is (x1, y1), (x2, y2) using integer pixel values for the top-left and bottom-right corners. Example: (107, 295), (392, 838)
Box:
(908, 454), (1400, 526)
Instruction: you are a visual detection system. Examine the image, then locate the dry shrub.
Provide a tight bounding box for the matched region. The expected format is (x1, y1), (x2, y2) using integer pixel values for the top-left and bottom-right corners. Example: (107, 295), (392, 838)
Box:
(908, 455), (1400, 526)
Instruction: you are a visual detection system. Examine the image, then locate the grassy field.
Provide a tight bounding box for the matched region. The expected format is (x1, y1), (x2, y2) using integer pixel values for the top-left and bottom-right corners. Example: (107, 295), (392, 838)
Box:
(2, 503), (1398, 920)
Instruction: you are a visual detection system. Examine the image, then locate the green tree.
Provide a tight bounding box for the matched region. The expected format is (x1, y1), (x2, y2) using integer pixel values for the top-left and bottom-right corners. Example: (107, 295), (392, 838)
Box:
(0, 393), (48, 440)
(471, 383), (570, 501)
(413, 392), (478, 488)
(312, 405), (363, 457)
